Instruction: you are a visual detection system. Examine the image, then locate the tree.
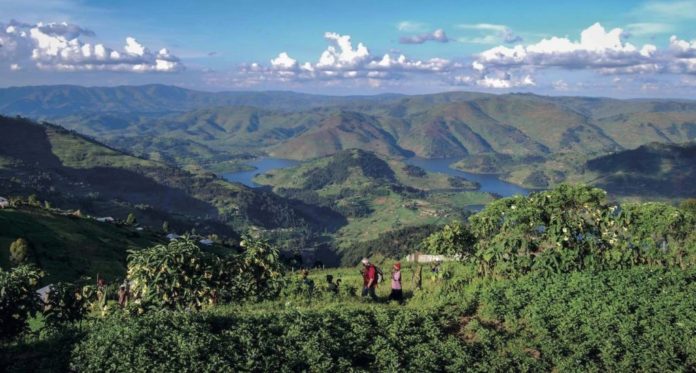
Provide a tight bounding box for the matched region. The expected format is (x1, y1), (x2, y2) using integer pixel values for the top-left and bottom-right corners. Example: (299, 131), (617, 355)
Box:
(126, 213), (137, 226)
(422, 221), (475, 259)
(9, 238), (29, 265)
(127, 237), (229, 311)
(162, 221), (169, 233)
(238, 233), (284, 301)
(27, 194), (39, 206)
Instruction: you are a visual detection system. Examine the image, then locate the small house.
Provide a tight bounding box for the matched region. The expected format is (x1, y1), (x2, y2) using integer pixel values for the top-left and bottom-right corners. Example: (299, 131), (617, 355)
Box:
(0, 197), (9, 209)
(95, 216), (115, 223)
(199, 238), (214, 246)
(166, 233), (180, 241)
(406, 253), (454, 263)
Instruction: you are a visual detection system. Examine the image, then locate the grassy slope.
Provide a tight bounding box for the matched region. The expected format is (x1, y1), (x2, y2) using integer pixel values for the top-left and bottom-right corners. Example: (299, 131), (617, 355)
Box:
(0, 207), (162, 284)
(0, 116), (313, 234)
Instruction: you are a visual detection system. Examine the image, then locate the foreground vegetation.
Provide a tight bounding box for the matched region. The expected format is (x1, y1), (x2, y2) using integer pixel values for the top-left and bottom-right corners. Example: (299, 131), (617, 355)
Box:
(1, 184), (694, 372)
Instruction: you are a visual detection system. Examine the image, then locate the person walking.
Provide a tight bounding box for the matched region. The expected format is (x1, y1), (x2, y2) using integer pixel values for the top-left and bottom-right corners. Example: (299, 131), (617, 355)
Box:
(361, 258), (378, 300)
(118, 280), (129, 308)
(326, 274), (338, 294)
(389, 262), (403, 303)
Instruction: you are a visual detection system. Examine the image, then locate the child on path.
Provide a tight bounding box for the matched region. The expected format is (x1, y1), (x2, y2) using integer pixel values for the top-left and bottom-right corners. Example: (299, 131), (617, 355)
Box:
(389, 262), (403, 303)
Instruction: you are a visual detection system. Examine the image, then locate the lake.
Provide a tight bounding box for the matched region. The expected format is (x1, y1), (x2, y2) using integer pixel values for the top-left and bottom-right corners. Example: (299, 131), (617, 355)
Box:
(405, 158), (529, 197)
(221, 156), (528, 197)
(220, 158), (299, 187)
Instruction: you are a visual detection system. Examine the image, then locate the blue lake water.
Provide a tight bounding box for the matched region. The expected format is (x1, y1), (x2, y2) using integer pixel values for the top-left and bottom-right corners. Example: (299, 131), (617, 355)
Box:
(221, 158), (299, 187)
(221, 156), (528, 197)
(405, 158), (529, 197)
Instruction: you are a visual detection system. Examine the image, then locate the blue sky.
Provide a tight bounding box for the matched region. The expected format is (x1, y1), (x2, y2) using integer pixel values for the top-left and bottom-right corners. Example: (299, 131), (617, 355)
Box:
(0, 0), (695, 97)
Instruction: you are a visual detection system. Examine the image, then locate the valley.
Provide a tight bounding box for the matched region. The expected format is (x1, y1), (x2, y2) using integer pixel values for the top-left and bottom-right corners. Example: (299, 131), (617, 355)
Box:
(2, 86), (695, 269)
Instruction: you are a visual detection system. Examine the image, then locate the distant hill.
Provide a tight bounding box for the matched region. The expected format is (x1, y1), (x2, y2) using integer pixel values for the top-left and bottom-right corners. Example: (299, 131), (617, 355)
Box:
(5, 86), (693, 165)
(587, 142), (696, 198)
(0, 85), (402, 116)
(269, 111), (412, 159)
(455, 142), (696, 198)
(254, 149), (492, 250)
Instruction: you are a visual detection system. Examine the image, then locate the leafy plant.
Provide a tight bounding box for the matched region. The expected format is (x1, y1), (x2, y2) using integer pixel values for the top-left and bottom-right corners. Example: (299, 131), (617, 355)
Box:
(236, 234), (284, 301)
(9, 237), (29, 265)
(127, 237), (229, 311)
(422, 221), (475, 259)
(0, 265), (43, 341)
(425, 184), (696, 277)
(43, 282), (88, 328)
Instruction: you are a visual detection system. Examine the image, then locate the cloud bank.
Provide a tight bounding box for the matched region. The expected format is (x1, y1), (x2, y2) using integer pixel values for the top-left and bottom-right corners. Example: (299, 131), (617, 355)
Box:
(0, 20), (183, 72)
(245, 31), (455, 83)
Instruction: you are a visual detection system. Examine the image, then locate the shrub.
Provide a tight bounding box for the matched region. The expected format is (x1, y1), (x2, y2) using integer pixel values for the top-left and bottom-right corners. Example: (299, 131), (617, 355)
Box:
(126, 237), (232, 311)
(426, 184), (696, 277)
(0, 265), (42, 341)
(71, 312), (225, 372)
(9, 238), (29, 265)
(43, 282), (88, 328)
(475, 268), (696, 371)
(72, 306), (474, 372)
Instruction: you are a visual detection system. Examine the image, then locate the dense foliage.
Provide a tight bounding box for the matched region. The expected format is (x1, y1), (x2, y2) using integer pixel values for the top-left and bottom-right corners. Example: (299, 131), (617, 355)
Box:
(422, 221), (475, 258)
(126, 235), (283, 312)
(0, 265), (42, 341)
(474, 268), (696, 371)
(71, 306), (470, 372)
(8, 237), (29, 265)
(127, 238), (234, 311)
(68, 267), (696, 372)
(426, 184), (696, 277)
(43, 282), (88, 328)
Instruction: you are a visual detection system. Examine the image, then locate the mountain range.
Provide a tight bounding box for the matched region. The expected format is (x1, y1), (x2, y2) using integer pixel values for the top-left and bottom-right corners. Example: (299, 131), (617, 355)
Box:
(2, 86), (693, 168)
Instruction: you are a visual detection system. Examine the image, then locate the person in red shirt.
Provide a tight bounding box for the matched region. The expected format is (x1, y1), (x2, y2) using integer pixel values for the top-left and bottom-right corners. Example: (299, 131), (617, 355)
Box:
(361, 258), (378, 300)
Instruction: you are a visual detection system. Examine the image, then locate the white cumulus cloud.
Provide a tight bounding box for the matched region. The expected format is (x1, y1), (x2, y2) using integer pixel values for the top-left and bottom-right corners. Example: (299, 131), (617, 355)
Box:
(259, 32), (454, 82)
(0, 20), (183, 72)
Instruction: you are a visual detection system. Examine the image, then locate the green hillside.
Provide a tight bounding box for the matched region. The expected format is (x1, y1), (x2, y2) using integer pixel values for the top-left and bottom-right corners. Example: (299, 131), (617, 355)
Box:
(587, 142), (696, 198)
(254, 149), (493, 252)
(0, 207), (162, 284)
(0, 116), (315, 236)
(19, 87), (696, 169)
(454, 142), (696, 199)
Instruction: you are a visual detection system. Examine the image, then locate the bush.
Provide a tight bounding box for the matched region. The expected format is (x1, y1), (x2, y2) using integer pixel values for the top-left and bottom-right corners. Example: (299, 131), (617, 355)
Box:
(426, 184), (696, 277)
(71, 312), (225, 372)
(43, 282), (88, 328)
(0, 265), (42, 341)
(127, 237), (233, 311)
(9, 237), (29, 265)
(475, 268), (696, 371)
(72, 306), (473, 372)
